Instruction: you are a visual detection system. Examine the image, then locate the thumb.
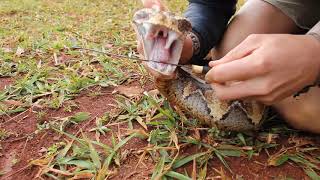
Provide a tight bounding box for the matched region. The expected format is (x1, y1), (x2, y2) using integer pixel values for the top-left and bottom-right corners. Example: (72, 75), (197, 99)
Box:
(141, 0), (166, 11)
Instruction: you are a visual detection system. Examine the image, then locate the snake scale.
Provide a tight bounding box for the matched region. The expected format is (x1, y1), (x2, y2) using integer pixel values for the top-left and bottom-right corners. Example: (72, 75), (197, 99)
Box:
(133, 8), (266, 131)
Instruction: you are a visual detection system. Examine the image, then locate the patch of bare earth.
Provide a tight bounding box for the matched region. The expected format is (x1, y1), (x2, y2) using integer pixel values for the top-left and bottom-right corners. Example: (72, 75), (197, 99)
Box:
(0, 78), (13, 91)
(0, 81), (318, 179)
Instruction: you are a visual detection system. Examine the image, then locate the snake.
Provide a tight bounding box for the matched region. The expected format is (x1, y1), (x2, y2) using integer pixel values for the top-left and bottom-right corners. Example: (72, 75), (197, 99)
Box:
(133, 8), (266, 131)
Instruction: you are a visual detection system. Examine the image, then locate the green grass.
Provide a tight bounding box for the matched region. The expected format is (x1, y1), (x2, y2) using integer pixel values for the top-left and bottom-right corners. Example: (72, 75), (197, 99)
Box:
(0, 0), (147, 114)
(1, 0), (319, 179)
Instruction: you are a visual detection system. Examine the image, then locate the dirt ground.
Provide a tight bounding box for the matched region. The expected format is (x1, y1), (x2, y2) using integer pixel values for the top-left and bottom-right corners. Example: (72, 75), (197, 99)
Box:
(0, 78), (317, 180)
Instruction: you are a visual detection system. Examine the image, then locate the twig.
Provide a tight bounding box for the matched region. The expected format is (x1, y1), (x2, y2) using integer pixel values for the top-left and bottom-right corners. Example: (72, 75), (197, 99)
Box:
(53, 52), (59, 65)
(2, 108), (31, 125)
(117, 123), (121, 141)
(70, 31), (100, 43)
(2, 133), (34, 143)
(22, 137), (30, 154)
(135, 151), (147, 170)
(2, 164), (31, 179)
(75, 115), (97, 137)
(46, 167), (73, 176)
(192, 158), (197, 180)
(71, 46), (182, 67)
(32, 92), (53, 102)
(105, 120), (128, 127)
(124, 171), (139, 179)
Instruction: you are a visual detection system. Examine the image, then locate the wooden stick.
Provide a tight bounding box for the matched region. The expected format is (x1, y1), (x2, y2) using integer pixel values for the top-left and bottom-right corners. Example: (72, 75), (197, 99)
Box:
(191, 65), (210, 74)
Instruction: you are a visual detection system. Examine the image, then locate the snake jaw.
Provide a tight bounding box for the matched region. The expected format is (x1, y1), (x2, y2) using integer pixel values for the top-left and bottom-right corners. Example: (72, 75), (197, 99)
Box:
(145, 25), (183, 75)
(133, 8), (190, 76)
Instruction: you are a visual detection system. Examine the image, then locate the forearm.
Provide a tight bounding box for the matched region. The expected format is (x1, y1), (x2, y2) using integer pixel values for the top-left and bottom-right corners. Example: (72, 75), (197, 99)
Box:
(184, 0), (237, 62)
(307, 21), (320, 87)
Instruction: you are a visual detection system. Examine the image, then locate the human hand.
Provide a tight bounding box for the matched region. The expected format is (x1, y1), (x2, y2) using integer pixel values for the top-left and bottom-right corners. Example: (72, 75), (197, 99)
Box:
(140, 0), (166, 10)
(205, 34), (320, 105)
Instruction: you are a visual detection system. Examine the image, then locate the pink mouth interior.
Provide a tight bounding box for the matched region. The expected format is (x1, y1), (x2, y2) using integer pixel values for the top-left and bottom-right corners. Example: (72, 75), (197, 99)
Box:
(149, 37), (170, 64)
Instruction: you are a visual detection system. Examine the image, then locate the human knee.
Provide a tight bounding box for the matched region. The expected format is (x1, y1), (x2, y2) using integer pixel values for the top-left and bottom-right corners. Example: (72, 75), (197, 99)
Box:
(282, 110), (320, 134)
(274, 89), (320, 134)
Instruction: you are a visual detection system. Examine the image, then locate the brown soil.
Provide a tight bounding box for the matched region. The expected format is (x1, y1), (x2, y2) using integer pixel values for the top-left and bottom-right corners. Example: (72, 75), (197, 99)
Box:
(0, 77), (13, 91)
(0, 78), (317, 180)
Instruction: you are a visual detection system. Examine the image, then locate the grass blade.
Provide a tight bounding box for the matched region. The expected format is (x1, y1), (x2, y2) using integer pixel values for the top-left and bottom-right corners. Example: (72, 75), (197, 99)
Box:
(70, 112), (90, 123)
(304, 168), (320, 180)
(165, 171), (192, 180)
(62, 160), (95, 169)
(151, 155), (166, 180)
(102, 133), (138, 168)
(214, 150), (232, 174)
(268, 154), (289, 166)
(56, 140), (73, 160)
(84, 135), (101, 170)
(172, 152), (208, 169)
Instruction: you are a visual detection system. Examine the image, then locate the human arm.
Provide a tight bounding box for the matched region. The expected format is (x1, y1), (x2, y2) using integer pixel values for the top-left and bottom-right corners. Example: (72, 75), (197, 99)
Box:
(183, 0), (237, 63)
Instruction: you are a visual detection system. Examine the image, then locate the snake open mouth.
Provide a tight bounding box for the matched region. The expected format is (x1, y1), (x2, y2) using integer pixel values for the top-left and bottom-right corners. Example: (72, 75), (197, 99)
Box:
(141, 23), (183, 75)
(133, 8), (190, 76)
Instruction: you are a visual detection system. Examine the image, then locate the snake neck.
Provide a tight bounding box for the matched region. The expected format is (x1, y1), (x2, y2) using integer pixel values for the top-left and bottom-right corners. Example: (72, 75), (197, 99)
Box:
(155, 78), (171, 96)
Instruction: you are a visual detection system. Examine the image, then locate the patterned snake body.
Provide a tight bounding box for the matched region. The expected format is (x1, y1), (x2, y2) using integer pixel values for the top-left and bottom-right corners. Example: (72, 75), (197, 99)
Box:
(133, 8), (266, 131)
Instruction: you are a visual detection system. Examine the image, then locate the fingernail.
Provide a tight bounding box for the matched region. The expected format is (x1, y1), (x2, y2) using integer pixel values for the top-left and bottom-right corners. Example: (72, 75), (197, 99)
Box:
(152, 4), (161, 11)
(204, 73), (211, 83)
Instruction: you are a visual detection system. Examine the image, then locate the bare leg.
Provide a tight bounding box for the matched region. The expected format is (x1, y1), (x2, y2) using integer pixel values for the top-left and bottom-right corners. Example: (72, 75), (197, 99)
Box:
(274, 87), (320, 133)
(211, 0), (320, 133)
(212, 0), (300, 59)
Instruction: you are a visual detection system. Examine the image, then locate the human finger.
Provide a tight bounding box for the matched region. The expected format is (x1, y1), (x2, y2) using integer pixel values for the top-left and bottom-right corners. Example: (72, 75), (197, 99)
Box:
(211, 77), (269, 100)
(252, 77), (306, 105)
(205, 54), (268, 84)
(209, 34), (262, 67)
(141, 0), (166, 10)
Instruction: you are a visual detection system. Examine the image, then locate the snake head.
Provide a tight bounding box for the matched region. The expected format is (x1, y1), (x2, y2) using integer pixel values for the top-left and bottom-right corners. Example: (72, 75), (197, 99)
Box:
(133, 8), (191, 76)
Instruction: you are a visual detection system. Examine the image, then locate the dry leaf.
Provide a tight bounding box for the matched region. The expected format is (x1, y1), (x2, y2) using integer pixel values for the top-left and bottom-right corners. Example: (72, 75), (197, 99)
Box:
(289, 136), (313, 146)
(105, 43), (113, 49)
(2, 47), (13, 53)
(192, 128), (201, 141)
(147, 89), (160, 97)
(58, 53), (72, 64)
(70, 172), (94, 179)
(113, 85), (143, 97)
(38, 147), (48, 153)
(170, 131), (179, 150)
(3, 100), (24, 106)
(30, 158), (51, 166)
(136, 116), (148, 130)
(15, 47), (25, 56)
